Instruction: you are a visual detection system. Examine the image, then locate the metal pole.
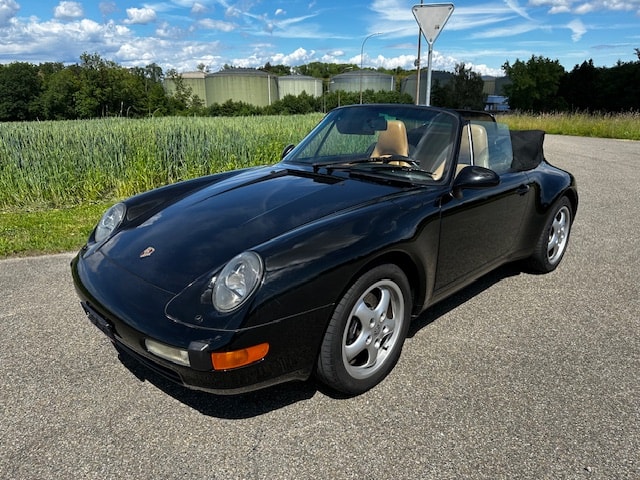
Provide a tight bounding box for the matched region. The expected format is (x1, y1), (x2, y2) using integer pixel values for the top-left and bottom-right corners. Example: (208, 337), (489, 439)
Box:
(415, 0), (423, 105)
(412, 2), (454, 106)
(360, 32), (382, 104)
(426, 43), (433, 106)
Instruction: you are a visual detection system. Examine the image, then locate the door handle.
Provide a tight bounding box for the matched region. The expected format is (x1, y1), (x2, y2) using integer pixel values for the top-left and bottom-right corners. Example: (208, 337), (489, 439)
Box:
(516, 184), (530, 195)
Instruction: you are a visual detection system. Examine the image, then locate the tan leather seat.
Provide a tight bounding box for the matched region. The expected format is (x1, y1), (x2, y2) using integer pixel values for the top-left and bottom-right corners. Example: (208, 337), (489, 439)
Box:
(419, 124), (490, 180)
(459, 124), (489, 168)
(413, 127), (453, 180)
(371, 120), (409, 158)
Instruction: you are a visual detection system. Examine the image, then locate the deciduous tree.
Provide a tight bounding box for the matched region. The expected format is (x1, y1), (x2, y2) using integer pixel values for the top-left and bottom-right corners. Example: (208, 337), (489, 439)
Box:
(0, 62), (42, 121)
(502, 55), (567, 112)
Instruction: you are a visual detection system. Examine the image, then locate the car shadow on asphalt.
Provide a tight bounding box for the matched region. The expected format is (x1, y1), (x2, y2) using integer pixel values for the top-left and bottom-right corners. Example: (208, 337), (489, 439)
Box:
(115, 263), (521, 418)
(115, 345), (319, 418)
(408, 263), (522, 337)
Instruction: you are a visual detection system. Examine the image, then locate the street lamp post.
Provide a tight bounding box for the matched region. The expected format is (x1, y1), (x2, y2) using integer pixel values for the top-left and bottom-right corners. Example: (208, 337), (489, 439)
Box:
(360, 32), (382, 104)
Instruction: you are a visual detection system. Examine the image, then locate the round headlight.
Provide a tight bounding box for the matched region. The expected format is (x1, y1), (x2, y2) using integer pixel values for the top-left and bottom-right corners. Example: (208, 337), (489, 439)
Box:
(94, 203), (126, 243)
(212, 252), (264, 313)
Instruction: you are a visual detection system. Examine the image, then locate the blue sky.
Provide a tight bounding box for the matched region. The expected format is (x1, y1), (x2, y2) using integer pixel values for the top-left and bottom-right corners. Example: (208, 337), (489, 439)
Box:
(0, 0), (638, 76)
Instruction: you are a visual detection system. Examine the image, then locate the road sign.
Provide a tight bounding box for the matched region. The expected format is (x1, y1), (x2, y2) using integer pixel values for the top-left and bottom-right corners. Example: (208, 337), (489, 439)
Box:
(412, 3), (455, 105)
(411, 3), (453, 44)
(412, 3), (454, 45)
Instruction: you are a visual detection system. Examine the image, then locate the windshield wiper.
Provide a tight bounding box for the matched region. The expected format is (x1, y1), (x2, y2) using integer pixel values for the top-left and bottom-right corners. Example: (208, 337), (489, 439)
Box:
(347, 169), (424, 187)
(312, 157), (379, 172)
(310, 161), (434, 187)
(312, 155), (429, 173)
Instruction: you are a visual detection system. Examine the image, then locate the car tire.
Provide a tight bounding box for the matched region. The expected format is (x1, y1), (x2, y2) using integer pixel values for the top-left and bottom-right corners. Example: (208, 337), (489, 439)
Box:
(316, 264), (412, 395)
(526, 196), (573, 273)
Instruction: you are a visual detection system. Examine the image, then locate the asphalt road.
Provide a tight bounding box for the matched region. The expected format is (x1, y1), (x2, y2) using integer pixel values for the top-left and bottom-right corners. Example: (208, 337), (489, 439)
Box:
(1, 135), (638, 479)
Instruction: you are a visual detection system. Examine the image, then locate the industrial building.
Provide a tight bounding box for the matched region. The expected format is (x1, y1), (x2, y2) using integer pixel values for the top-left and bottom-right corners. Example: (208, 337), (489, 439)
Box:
(278, 75), (323, 98)
(328, 71), (395, 94)
(164, 69), (279, 107)
(164, 68), (395, 108)
(164, 69), (323, 107)
(164, 68), (509, 110)
(400, 70), (453, 104)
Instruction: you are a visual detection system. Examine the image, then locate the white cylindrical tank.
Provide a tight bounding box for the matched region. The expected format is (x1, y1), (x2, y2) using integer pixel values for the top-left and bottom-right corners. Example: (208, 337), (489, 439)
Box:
(329, 71), (395, 93)
(206, 69), (279, 107)
(277, 76), (323, 98)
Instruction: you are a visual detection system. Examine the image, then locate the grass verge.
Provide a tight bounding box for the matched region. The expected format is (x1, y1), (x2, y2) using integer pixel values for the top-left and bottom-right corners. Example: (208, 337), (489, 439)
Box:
(0, 203), (111, 258)
(496, 111), (640, 140)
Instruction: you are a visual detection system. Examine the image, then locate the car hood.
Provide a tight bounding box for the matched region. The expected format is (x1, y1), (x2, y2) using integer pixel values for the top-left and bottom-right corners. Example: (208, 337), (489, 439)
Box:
(99, 166), (405, 293)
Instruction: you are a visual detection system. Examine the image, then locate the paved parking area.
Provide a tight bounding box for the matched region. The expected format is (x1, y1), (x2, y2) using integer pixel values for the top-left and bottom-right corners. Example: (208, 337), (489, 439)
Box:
(1, 135), (638, 479)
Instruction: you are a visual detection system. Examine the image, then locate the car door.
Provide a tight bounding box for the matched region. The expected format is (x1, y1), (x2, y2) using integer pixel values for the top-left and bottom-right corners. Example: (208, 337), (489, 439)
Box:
(434, 122), (533, 291)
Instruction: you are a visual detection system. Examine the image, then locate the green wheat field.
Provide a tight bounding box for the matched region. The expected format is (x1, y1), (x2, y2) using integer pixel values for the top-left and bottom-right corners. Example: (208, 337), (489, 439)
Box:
(1, 112), (638, 256)
(0, 114), (323, 209)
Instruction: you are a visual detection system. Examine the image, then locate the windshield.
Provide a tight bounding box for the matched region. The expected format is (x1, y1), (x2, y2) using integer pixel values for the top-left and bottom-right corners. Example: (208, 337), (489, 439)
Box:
(283, 105), (459, 183)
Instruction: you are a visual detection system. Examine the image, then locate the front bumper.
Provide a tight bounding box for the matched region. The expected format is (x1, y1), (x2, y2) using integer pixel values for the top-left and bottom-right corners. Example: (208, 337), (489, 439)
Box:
(71, 252), (332, 394)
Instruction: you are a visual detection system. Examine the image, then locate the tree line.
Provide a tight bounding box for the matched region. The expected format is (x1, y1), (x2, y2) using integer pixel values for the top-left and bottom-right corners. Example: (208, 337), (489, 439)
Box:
(0, 50), (638, 122)
(502, 50), (640, 112)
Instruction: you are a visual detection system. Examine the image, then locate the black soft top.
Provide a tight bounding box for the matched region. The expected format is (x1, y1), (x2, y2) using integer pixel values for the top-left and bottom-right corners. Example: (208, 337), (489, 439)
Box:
(510, 130), (545, 171)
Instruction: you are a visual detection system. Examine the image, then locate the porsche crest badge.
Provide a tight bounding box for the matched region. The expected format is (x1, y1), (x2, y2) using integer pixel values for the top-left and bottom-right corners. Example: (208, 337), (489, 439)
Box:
(139, 246), (155, 258)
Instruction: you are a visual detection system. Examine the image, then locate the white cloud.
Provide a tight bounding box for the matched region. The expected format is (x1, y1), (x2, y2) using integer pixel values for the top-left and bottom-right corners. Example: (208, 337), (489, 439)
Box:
(0, 17), (133, 64)
(567, 18), (587, 41)
(320, 52), (343, 63)
(270, 47), (316, 65)
(370, 0), (415, 22)
(574, 3), (595, 14)
(342, 48), (500, 75)
(225, 6), (242, 18)
(0, 0), (633, 79)
(371, 53), (417, 70)
(470, 22), (543, 39)
(99, 2), (117, 17)
(528, 0), (640, 15)
(0, 0), (19, 26)
(548, 5), (571, 14)
(528, 0), (573, 13)
(504, 0), (534, 20)
(114, 37), (224, 71)
(124, 7), (157, 25)
(198, 18), (236, 32)
(470, 63), (504, 77)
(155, 21), (186, 39)
(54, 1), (83, 20)
(191, 3), (209, 15)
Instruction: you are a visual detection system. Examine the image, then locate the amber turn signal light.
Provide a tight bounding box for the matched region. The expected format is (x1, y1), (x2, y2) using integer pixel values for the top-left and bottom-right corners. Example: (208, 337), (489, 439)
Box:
(211, 343), (269, 370)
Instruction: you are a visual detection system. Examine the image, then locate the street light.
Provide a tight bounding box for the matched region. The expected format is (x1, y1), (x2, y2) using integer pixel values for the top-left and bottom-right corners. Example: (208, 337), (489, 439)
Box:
(360, 32), (382, 104)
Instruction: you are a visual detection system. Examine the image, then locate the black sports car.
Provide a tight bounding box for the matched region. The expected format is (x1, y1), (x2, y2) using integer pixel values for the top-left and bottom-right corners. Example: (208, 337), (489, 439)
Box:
(72, 104), (577, 395)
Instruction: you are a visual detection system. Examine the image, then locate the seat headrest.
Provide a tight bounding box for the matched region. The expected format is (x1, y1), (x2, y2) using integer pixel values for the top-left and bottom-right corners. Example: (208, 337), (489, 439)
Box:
(371, 120), (409, 157)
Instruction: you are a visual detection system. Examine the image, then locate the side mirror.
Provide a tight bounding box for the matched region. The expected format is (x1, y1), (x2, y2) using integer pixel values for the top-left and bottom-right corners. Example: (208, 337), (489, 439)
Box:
(281, 144), (295, 159)
(452, 165), (500, 199)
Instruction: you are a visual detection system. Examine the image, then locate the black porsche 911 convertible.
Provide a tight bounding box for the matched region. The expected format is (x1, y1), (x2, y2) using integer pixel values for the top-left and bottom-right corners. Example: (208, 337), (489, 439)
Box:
(72, 104), (577, 396)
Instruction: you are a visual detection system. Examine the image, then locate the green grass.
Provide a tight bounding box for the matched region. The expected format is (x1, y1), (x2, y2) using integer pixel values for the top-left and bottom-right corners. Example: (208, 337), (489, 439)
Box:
(0, 114), (322, 257)
(1, 111), (638, 258)
(0, 203), (111, 257)
(497, 111), (640, 140)
(0, 114), (323, 209)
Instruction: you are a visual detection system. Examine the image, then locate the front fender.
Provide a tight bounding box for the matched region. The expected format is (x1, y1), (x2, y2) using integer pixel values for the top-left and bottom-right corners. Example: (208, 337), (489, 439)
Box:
(246, 190), (442, 328)
(164, 188), (443, 332)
